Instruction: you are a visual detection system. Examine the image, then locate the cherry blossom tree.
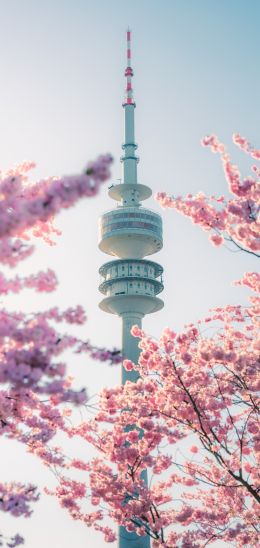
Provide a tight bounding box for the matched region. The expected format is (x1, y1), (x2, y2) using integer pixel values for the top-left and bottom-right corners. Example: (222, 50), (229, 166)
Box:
(0, 155), (122, 546)
(156, 134), (260, 257)
(51, 281), (259, 546)
(45, 136), (259, 547)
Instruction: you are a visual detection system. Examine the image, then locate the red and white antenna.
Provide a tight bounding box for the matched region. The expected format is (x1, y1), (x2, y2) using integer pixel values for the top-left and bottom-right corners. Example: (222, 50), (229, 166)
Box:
(124, 28), (134, 105)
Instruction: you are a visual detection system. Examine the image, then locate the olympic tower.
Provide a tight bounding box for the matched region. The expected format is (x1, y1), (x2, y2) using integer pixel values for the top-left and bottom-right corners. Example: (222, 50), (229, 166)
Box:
(98, 30), (164, 547)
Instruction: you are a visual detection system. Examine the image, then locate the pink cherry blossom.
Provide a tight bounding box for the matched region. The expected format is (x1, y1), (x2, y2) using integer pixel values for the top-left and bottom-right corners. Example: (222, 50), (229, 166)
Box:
(0, 483), (39, 518)
(209, 233), (224, 246)
(234, 271), (260, 293)
(233, 133), (260, 160)
(156, 134), (260, 257)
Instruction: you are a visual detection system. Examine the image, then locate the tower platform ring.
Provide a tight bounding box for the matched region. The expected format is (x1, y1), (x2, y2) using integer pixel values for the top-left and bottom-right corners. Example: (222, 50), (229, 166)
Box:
(108, 183), (152, 201)
(99, 294), (164, 316)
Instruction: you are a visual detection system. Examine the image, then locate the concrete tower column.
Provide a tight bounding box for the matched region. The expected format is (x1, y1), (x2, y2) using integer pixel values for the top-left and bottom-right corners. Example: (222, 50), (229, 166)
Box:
(119, 312), (150, 548)
(123, 104), (138, 184)
(98, 30), (164, 548)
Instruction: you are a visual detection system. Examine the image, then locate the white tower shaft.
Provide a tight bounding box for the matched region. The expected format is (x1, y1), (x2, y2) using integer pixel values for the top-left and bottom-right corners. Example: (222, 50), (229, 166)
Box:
(120, 32), (151, 547)
(99, 30), (164, 548)
(123, 104), (138, 184)
(120, 313), (150, 548)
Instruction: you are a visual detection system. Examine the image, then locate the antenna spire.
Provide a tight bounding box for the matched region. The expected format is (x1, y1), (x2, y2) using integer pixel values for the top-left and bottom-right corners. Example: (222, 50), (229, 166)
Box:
(124, 28), (135, 105)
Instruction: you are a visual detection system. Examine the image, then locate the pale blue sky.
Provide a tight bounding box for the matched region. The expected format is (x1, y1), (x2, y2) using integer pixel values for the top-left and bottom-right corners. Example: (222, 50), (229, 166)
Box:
(0, 1), (259, 547)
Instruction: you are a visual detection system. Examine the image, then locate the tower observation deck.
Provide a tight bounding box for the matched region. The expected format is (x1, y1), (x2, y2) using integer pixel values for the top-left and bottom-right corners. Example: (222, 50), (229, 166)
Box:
(98, 30), (164, 548)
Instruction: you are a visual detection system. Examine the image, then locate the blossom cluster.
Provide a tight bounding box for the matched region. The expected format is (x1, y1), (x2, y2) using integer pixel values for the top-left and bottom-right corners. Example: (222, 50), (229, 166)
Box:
(0, 533), (24, 547)
(0, 155), (112, 267)
(0, 483), (39, 547)
(0, 483), (39, 518)
(0, 269), (58, 295)
(156, 134), (260, 256)
(0, 155), (112, 239)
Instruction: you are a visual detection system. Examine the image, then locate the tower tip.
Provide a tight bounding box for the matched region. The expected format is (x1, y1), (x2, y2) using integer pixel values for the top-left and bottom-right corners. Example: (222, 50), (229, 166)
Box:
(124, 28), (134, 105)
